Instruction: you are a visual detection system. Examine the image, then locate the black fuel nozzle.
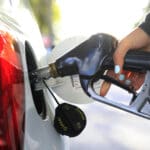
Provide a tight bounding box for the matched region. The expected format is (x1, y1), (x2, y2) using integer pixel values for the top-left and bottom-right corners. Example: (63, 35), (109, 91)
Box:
(54, 33), (117, 78)
(30, 33), (117, 83)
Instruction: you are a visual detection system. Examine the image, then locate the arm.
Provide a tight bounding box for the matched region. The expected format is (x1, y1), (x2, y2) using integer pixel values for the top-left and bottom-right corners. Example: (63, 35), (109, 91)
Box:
(139, 13), (150, 36)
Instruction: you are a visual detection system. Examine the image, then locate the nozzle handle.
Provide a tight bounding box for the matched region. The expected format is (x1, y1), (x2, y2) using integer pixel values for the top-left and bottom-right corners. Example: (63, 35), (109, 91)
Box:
(80, 49), (150, 119)
(124, 50), (150, 72)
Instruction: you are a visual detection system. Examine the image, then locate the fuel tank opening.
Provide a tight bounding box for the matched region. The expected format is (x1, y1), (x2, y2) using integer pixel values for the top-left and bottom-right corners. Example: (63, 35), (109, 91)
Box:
(25, 41), (47, 119)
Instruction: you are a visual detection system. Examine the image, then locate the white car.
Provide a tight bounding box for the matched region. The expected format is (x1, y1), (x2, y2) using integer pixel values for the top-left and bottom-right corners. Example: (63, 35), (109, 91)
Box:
(0, 0), (69, 150)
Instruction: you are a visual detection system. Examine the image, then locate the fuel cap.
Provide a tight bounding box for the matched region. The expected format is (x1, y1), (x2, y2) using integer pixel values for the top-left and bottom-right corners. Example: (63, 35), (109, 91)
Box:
(54, 103), (86, 137)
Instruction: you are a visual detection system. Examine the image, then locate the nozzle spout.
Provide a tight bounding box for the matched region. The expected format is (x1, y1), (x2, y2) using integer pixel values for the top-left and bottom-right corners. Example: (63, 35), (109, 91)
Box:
(30, 63), (59, 84)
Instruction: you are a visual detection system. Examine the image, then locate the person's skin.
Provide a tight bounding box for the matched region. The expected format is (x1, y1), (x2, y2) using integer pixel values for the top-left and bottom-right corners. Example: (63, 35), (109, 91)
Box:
(100, 27), (150, 96)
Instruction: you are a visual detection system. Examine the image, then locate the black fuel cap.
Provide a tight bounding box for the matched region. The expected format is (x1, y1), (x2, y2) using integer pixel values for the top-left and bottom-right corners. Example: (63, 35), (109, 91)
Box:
(54, 103), (86, 137)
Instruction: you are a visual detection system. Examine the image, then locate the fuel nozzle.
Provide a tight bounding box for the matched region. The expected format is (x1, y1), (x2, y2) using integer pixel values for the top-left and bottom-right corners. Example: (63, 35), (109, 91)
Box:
(30, 33), (117, 83)
(30, 33), (150, 119)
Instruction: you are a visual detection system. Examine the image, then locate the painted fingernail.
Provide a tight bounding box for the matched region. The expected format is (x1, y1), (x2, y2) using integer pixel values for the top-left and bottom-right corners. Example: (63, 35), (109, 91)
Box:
(114, 65), (120, 74)
(119, 74), (125, 81)
(125, 79), (131, 85)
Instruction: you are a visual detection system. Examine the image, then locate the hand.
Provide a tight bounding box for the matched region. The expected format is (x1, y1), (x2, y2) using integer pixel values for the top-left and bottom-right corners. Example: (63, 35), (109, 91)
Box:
(113, 28), (150, 72)
(100, 27), (150, 96)
(100, 70), (145, 96)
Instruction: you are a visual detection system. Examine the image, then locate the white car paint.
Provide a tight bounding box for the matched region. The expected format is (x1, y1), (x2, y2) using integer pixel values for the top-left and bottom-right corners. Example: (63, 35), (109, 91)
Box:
(0, 0), (69, 150)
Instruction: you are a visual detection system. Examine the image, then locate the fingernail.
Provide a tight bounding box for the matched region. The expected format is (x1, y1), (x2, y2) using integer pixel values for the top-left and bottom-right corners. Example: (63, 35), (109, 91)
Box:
(119, 74), (125, 81)
(114, 65), (120, 74)
(125, 79), (131, 85)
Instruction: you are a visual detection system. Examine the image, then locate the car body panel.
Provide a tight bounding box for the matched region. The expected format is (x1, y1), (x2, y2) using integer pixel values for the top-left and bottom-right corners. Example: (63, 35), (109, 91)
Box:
(0, 0), (69, 150)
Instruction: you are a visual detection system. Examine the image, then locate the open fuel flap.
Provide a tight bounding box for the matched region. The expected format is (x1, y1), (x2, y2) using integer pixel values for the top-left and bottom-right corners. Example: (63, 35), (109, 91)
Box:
(25, 41), (47, 119)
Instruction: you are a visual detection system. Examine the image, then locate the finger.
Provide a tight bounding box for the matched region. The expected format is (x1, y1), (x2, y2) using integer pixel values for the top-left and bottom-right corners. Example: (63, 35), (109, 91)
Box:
(99, 70), (115, 96)
(126, 72), (145, 91)
(113, 51), (124, 73)
(113, 43), (129, 74)
(100, 81), (111, 96)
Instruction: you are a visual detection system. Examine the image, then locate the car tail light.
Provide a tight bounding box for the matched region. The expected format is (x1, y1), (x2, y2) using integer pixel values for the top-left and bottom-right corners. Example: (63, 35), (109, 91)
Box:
(0, 30), (24, 150)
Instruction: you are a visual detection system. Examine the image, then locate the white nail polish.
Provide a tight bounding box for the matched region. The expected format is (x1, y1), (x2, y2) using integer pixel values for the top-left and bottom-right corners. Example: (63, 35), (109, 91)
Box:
(119, 74), (125, 81)
(125, 79), (131, 85)
(114, 65), (120, 74)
